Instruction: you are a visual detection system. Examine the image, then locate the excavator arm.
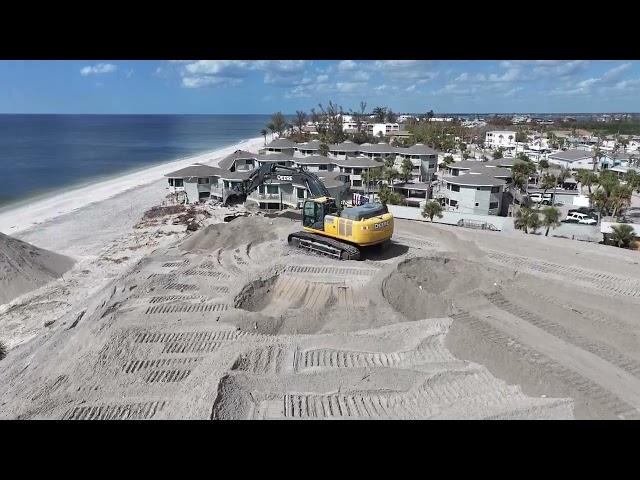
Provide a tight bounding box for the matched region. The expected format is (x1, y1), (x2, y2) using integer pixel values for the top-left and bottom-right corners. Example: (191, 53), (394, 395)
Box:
(229, 163), (331, 199)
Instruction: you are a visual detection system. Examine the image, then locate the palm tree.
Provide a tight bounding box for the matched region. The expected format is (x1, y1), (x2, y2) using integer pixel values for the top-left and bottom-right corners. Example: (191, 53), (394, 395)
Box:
(422, 201), (443, 222)
(383, 167), (398, 186)
(590, 189), (608, 222)
(319, 143), (329, 157)
(539, 174), (557, 207)
(295, 110), (307, 134)
(514, 207), (533, 233)
(610, 184), (633, 219)
(541, 207), (561, 236)
(372, 106), (387, 123)
(400, 158), (413, 183)
(592, 145), (603, 172)
(260, 129), (268, 145)
(625, 169), (640, 193)
(610, 223), (636, 248)
(575, 170), (598, 196)
(528, 212), (542, 234)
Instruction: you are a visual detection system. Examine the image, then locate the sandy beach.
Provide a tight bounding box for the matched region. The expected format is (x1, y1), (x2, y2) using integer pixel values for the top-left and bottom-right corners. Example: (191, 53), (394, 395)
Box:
(0, 136), (264, 244)
(0, 136), (263, 348)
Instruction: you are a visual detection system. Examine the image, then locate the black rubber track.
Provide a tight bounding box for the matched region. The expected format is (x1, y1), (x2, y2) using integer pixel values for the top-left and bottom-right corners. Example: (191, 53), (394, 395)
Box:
(288, 231), (361, 261)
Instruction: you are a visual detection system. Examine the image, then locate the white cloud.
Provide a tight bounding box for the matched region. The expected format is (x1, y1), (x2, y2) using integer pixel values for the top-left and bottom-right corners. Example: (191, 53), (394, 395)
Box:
(336, 82), (364, 93)
(316, 74), (329, 83)
(601, 63), (632, 83)
(374, 84), (388, 91)
(177, 60), (308, 88)
(80, 63), (117, 76)
(351, 71), (370, 82)
(126, 69), (134, 78)
(182, 76), (242, 88)
(337, 60), (357, 71)
(405, 84), (416, 92)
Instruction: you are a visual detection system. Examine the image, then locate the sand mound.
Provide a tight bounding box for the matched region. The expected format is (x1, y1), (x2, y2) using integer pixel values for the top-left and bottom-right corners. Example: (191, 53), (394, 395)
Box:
(382, 256), (491, 320)
(180, 216), (290, 252)
(0, 233), (75, 305)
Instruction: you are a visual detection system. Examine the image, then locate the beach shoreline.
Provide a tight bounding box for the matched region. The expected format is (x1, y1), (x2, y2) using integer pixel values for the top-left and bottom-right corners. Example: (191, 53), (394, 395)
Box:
(0, 136), (264, 237)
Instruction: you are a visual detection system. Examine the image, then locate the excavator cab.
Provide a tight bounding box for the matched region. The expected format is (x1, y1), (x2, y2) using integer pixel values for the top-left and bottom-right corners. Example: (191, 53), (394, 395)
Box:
(302, 197), (338, 230)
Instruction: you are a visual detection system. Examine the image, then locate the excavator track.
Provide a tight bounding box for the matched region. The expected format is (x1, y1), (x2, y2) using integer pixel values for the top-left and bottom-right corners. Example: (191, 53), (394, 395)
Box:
(287, 231), (361, 261)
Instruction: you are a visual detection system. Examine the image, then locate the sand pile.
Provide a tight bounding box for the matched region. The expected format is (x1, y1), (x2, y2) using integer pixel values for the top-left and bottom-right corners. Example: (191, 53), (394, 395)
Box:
(382, 256), (494, 320)
(180, 216), (292, 252)
(0, 233), (75, 305)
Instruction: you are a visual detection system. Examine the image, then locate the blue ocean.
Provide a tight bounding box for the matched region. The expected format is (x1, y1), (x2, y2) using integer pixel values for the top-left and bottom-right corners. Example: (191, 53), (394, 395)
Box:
(0, 114), (271, 209)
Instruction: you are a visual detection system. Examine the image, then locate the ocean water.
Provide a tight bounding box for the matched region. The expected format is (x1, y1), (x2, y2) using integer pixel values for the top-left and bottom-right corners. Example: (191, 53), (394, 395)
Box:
(0, 114), (271, 209)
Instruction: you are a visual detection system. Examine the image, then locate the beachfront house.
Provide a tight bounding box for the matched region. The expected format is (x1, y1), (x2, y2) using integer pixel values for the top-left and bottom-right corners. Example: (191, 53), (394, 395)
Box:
(295, 140), (322, 157)
(435, 173), (506, 215)
(260, 138), (297, 156)
(332, 157), (383, 192)
(165, 164), (249, 204)
(328, 140), (361, 159)
(394, 143), (438, 182)
(292, 155), (336, 173)
(359, 142), (397, 161)
(218, 150), (258, 172)
(245, 171), (349, 210)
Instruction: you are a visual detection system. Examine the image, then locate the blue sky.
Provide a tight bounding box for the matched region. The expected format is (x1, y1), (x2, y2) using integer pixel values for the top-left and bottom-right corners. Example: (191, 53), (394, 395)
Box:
(1, 60), (639, 114)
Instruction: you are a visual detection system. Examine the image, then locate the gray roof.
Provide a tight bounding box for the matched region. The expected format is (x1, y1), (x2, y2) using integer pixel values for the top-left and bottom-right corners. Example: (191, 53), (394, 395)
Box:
(443, 173), (506, 187)
(332, 157), (384, 168)
(256, 153), (295, 162)
(359, 143), (398, 154)
(292, 155), (334, 165)
(447, 160), (486, 170)
(165, 164), (223, 178)
(265, 138), (297, 149)
(401, 143), (437, 155)
(548, 149), (593, 162)
(470, 165), (512, 177)
(328, 141), (361, 152)
(296, 140), (321, 151)
(218, 149), (258, 170)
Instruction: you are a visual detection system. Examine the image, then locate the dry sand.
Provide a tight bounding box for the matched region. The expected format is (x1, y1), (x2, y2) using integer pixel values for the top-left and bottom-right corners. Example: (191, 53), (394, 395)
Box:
(4, 206), (639, 419)
(0, 136), (264, 349)
(0, 233), (75, 305)
(2, 136), (640, 419)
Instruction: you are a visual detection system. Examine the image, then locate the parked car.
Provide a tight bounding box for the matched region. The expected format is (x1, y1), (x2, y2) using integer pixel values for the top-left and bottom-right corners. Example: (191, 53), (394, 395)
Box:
(568, 207), (598, 220)
(563, 212), (597, 225)
(529, 193), (553, 206)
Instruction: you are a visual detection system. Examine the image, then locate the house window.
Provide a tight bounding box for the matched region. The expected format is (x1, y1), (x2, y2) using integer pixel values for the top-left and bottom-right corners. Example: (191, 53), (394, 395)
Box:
(475, 203), (479, 207)
(451, 184), (460, 192)
(168, 178), (174, 186)
(267, 185), (279, 195)
(489, 202), (499, 209)
(297, 188), (306, 199)
(450, 200), (458, 207)
(491, 186), (500, 193)
(198, 177), (210, 184)
(476, 187), (481, 190)
(319, 164), (328, 171)
(352, 179), (362, 187)
(174, 178), (184, 188)
(353, 168), (362, 175)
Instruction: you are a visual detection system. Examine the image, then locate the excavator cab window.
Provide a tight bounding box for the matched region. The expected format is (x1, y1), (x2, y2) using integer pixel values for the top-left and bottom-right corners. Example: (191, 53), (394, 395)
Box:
(303, 200), (324, 230)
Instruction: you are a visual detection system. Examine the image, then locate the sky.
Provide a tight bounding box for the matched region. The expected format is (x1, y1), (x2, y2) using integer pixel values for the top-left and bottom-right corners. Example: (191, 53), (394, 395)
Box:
(1, 60), (640, 114)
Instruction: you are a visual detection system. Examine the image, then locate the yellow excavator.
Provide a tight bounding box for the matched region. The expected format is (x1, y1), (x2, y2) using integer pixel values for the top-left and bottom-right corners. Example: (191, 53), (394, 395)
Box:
(228, 163), (394, 260)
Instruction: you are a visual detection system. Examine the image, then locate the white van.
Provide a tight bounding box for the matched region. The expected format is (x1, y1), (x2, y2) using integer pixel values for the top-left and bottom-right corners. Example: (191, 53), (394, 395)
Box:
(564, 212), (597, 225)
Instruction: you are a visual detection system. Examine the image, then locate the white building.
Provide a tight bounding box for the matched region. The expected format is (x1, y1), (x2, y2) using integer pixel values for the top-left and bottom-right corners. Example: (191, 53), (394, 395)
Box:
(395, 143), (438, 182)
(547, 150), (594, 170)
(369, 123), (400, 137)
(437, 173), (506, 215)
(485, 131), (517, 151)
